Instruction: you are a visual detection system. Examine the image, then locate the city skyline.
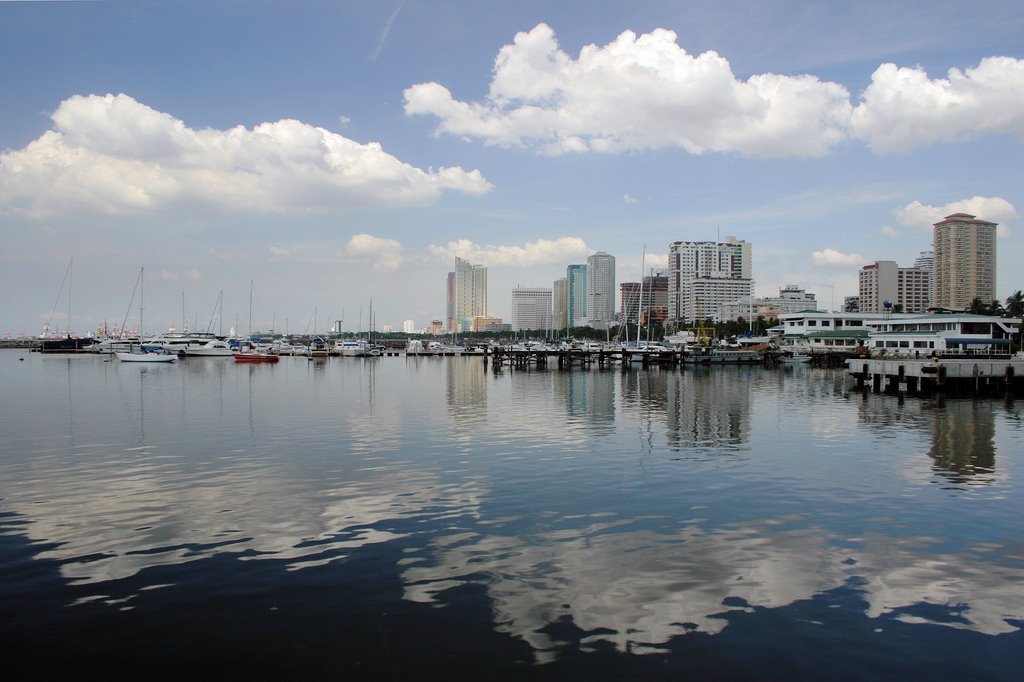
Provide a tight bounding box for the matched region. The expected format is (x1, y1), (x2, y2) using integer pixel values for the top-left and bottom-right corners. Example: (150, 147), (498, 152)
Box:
(1, 2), (1022, 336)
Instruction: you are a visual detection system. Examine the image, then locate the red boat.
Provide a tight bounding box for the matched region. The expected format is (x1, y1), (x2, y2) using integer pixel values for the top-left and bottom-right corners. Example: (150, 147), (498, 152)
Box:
(233, 352), (279, 363)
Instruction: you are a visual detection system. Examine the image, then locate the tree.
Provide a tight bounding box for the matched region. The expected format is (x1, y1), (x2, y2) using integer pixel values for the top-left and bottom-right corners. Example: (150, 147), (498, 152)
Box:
(1005, 290), (1024, 318)
(969, 297), (987, 315)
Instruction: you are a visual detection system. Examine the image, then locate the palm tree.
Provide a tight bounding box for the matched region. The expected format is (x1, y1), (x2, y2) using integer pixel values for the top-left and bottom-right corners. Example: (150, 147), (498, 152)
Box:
(1006, 290), (1024, 318)
(1006, 290), (1024, 353)
(969, 297), (988, 315)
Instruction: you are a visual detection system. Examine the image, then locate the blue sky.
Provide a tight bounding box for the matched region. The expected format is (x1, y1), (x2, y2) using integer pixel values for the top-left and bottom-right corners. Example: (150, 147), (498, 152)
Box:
(2, 0), (1022, 336)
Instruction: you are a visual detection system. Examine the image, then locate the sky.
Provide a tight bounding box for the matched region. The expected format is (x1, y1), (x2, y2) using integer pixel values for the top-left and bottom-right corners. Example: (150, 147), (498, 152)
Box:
(1, 0), (1023, 337)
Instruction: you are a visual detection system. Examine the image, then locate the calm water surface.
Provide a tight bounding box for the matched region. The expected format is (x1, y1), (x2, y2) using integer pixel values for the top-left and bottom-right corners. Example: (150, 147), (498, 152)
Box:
(1, 350), (1022, 678)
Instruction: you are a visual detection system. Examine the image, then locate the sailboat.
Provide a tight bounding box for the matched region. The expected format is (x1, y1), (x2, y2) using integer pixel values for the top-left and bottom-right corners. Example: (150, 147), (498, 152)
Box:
(40, 257), (98, 352)
(234, 281), (279, 363)
(117, 268), (177, 363)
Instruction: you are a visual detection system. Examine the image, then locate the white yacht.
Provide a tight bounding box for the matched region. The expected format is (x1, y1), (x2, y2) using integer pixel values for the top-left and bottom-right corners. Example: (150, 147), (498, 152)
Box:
(181, 340), (234, 357)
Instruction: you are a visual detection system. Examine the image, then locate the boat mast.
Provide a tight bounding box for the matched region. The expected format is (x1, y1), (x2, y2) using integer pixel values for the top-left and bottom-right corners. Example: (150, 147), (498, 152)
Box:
(637, 246), (646, 345)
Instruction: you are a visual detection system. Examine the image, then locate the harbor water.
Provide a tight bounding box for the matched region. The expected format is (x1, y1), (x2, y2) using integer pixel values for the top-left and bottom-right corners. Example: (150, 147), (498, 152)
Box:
(1, 350), (1022, 678)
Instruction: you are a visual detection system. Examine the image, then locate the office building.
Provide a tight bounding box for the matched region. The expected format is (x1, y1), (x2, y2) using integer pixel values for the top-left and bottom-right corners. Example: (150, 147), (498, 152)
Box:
(566, 264), (588, 328)
(933, 213), (997, 310)
(511, 287), (553, 332)
(453, 257), (487, 333)
(586, 252), (616, 326)
(552, 277), (567, 331)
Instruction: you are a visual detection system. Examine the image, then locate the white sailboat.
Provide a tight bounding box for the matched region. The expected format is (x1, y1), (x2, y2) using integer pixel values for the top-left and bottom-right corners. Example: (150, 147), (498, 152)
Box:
(117, 268), (177, 363)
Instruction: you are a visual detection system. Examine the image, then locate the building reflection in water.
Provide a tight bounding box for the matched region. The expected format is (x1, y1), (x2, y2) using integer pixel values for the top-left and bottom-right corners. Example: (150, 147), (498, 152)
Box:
(928, 400), (997, 487)
(856, 393), (1002, 488)
(663, 367), (751, 453)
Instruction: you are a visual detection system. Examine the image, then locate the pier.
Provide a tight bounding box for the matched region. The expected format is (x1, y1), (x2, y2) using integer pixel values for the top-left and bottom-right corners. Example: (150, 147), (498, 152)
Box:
(848, 354), (1024, 398)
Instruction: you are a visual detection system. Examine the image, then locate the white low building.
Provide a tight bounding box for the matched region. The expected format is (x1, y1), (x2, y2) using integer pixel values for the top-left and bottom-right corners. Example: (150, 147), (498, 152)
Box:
(864, 314), (1017, 357)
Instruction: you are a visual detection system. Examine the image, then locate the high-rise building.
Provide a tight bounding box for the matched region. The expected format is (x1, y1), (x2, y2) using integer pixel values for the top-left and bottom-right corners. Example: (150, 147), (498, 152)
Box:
(552, 277), (567, 331)
(403, 319), (416, 334)
(586, 252), (616, 325)
(858, 260), (931, 313)
(914, 250), (935, 310)
(689, 277), (754, 322)
(454, 257), (487, 333)
(668, 236), (751, 323)
(446, 271), (456, 332)
(566, 264), (587, 328)
(511, 287), (553, 332)
(933, 213), (997, 310)
(620, 273), (668, 325)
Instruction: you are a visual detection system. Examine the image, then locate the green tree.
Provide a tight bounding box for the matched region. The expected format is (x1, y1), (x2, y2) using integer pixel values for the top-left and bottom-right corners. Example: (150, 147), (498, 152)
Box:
(969, 297), (987, 314)
(1005, 290), (1024, 318)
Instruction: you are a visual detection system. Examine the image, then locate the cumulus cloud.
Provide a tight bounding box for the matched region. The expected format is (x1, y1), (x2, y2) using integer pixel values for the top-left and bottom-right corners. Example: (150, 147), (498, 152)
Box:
(0, 93), (492, 219)
(346, 233), (405, 271)
(811, 248), (863, 266)
(880, 226), (899, 238)
(405, 24), (1024, 158)
(851, 57), (1024, 153)
(428, 236), (590, 266)
(896, 196), (1017, 237)
(405, 23), (852, 158)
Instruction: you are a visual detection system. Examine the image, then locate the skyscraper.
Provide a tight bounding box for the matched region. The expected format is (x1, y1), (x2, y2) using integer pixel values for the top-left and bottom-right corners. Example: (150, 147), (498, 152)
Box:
(446, 271), (456, 332)
(566, 264), (587, 328)
(511, 287), (553, 332)
(668, 236), (752, 324)
(454, 257), (487, 333)
(586, 252), (616, 326)
(552, 277), (567, 331)
(858, 261), (931, 313)
(933, 213), (997, 310)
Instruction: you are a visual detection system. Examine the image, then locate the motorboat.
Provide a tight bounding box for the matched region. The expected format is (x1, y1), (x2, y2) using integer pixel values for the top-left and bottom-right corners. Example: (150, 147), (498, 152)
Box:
(779, 351), (812, 364)
(116, 351), (176, 363)
(234, 351), (280, 363)
(181, 340), (234, 357)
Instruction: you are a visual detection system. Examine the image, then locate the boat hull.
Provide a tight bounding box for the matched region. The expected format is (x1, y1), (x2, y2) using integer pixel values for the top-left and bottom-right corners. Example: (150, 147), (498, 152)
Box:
(116, 352), (177, 363)
(233, 353), (280, 363)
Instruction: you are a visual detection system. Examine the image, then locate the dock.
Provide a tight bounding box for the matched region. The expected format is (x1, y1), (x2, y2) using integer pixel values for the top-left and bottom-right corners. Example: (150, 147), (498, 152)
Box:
(848, 354), (1024, 398)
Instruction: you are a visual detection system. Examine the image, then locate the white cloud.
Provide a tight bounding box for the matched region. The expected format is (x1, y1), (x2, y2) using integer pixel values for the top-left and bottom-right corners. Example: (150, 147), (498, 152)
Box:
(811, 248), (863, 266)
(405, 23), (852, 158)
(851, 57), (1024, 153)
(184, 270), (201, 281)
(0, 93), (492, 219)
(346, 233), (405, 272)
(623, 194), (639, 204)
(896, 196), (1018, 236)
(880, 226), (899, 238)
(159, 270), (178, 281)
(428, 236), (590, 266)
(405, 24), (1024, 158)
(268, 246), (290, 257)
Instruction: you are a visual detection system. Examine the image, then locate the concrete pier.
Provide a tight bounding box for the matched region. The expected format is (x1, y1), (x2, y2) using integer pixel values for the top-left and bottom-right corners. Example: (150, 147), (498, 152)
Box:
(848, 355), (1024, 398)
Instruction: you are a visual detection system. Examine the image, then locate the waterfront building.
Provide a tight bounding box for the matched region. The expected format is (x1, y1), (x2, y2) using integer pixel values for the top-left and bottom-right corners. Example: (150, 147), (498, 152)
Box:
(933, 213), (997, 310)
(858, 261), (931, 313)
(914, 250), (935, 309)
(403, 320), (415, 334)
(429, 319), (445, 335)
(552, 277), (567, 332)
(511, 287), (553, 332)
(566, 264), (587, 328)
(454, 257), (487, 333)
(864, 313), (1016, 356)
(668, 236), (752, 324)
(844, 296), (861, 313)
(586, 252), (616, 326)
